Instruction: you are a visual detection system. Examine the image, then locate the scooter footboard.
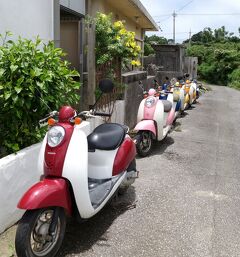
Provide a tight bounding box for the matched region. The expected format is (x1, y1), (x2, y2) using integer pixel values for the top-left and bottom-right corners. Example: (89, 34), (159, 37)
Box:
(17, 178), (72, 215)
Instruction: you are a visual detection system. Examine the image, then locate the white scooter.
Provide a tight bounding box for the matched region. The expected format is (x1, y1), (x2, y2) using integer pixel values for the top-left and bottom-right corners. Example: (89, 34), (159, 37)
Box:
(15, 79), (138, 257)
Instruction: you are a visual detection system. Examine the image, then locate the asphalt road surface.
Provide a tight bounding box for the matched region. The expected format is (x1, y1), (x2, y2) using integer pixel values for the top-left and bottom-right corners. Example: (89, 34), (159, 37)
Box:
(1, 85), (240, 257)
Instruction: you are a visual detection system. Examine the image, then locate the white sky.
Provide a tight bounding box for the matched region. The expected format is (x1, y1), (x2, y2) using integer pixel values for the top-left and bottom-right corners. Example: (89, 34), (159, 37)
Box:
(140, 0), (240, 43)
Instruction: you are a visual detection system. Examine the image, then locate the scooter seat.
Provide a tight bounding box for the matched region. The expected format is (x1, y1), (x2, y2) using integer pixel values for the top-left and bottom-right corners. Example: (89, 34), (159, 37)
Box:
(87, 123), (126, 151)
(162, 100), (172, 112)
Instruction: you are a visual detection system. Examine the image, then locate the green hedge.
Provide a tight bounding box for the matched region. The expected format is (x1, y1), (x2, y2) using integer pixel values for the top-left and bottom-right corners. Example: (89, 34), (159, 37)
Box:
(228, 68), (240, 89)
(0, 33), (80, 157)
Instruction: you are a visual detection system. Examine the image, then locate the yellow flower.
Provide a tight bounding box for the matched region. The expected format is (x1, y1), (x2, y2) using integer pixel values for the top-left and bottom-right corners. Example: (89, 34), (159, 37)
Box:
(129, 32), (135, 39)
(131, 60), (141, 66)
(113, 21), (124, 29)
(119, 28), (126, 35)
(100, 13), (107, 19)
(131, 60), (137, 65)
(130, 41), (136, 48)
(135, 60), (141, 66)
(135, 45), (141, 51)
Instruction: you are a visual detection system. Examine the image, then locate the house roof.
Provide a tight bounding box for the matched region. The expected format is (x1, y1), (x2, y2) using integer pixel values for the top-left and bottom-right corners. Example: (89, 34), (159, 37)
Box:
(106, 0), (159, 31)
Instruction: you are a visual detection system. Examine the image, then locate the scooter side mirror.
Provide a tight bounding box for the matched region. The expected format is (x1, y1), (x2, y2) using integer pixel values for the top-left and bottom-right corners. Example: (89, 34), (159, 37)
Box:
(99, 79), (114, 93)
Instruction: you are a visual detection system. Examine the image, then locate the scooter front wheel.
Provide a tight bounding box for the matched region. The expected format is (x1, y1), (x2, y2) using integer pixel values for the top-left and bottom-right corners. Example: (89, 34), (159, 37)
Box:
(15, 207), (66, 257)
(136, 131), (153, 157)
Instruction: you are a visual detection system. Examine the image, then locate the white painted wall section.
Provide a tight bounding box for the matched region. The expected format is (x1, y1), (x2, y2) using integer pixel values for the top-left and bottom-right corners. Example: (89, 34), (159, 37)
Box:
(0, 0), (55, 42)
(111, 100), (125, 125)
(0, 143), (41, 234)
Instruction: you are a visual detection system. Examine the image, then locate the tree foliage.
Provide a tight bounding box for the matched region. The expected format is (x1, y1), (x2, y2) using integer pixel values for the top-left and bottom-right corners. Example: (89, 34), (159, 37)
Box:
(144, 35), (168, 56)
(184, 26), (240, 44)
(0, 33), (80, 157)
(185, 27), (240, 88)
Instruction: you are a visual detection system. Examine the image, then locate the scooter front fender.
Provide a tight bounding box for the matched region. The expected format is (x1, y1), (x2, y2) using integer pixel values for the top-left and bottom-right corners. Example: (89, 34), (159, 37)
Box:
(134, 120), (156, 137)
(17, 178), (72, 215)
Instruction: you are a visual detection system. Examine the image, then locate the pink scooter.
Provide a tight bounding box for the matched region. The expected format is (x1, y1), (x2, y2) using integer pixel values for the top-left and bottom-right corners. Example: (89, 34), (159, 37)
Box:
(134, 88), (175, 157)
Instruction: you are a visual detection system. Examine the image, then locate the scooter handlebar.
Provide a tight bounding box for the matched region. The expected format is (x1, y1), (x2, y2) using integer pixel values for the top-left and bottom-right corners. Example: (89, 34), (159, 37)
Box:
(93, 111), (111, 117)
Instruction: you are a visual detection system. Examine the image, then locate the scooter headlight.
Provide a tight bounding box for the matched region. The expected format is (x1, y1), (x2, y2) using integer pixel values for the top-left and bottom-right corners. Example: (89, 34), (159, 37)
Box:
(47, 126), (65, 147)
(145, 96), (156, 108)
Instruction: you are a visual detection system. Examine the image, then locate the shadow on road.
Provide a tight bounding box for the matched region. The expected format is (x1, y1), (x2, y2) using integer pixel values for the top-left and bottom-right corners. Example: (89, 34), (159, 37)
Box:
(150, 136), (175, 157)
(188, 105), (196, 110)
(58, 186), (136, 256)
(179, 111), (190, 118)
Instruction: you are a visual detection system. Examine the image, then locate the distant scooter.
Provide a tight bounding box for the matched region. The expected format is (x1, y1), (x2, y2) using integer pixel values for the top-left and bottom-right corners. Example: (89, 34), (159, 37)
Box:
(191, 79), (199, 102)
(15, 79), (138, 257)
(180, 79), (194, 109)
(134, 88), (174, 157)
(159, 82), (185, 119)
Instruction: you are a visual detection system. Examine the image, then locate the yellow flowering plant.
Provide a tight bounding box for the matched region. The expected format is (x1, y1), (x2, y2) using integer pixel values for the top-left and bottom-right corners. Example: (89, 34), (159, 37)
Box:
(95, 12), (141, 67)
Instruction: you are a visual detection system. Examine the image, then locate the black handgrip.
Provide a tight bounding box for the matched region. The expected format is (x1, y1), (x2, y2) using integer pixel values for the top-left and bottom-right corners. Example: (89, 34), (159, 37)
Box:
(93, 111), (111, 117)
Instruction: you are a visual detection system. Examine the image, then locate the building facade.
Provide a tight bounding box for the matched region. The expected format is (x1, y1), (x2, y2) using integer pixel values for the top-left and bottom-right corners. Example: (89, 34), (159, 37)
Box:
(0, 0), (158, 107)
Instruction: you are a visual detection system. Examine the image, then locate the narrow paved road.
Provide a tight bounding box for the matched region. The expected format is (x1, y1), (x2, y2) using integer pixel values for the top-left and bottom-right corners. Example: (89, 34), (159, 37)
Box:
(1, 85), (240, 257)
(57, 85), (240, 257)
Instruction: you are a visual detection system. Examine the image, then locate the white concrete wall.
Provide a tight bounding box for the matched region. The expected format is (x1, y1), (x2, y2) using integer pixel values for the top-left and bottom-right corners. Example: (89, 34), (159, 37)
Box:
(111, 100), (125, 125)
(0, 101), (125, 234)
(0, 143), (41, 233)
(0, 0), (55, 42)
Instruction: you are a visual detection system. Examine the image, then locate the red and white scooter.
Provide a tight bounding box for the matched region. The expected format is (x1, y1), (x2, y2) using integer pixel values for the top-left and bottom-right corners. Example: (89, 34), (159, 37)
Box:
(15, 79), (138, 257)
(134, 88), (175, 157)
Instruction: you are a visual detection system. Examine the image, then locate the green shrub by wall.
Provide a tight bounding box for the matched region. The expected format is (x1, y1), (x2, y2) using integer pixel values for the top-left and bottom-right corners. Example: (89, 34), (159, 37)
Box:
(228, 68), (240, 89)
(0, 34), (80, 157)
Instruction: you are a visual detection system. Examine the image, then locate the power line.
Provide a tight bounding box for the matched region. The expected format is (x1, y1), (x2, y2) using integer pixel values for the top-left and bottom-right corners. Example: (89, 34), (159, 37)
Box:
(176, 0), (194, 12)
(162, 31), (198, 35)
(156, 0), (194, 23)
(178, 13), (240, 16)
(156, 15), (172, 23)
(152, 14), (172, 17)
(156, 13), (240, 18)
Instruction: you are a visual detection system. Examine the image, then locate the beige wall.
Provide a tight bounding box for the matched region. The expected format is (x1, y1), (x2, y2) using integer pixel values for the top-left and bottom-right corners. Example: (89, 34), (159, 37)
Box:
(90, 0), (143, 41)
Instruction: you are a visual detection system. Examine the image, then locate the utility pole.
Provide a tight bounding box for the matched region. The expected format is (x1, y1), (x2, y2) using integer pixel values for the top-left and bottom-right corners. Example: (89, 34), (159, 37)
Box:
(87, 0), (96, 109)
(189, 29), (192, 47)
(173, 10), (177, 44)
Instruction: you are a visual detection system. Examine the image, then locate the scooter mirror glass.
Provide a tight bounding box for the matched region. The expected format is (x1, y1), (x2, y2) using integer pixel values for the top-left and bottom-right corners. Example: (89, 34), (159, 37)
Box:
(99, 79), (114, 93)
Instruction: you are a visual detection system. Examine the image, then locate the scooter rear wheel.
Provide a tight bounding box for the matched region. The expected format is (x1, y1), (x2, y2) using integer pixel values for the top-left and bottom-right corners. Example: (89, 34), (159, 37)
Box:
(136, 131), (153, 157)
(15, 207), (66, 257)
